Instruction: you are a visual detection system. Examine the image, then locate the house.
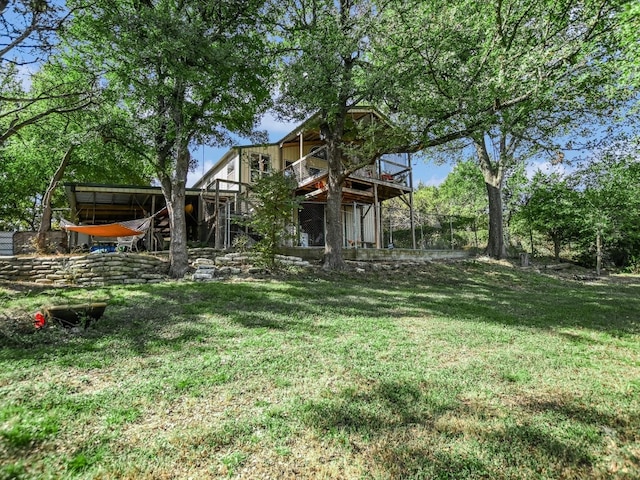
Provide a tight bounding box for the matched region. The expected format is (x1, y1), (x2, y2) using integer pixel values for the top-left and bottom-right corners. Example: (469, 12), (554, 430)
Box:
(195, 106), (417, 250)
(64, 107), (417, 251)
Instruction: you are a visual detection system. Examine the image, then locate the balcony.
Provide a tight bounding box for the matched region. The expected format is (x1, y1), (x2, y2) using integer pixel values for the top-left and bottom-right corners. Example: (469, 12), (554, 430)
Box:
(284, 146), (329, 188)
(283, 146), (412, 202)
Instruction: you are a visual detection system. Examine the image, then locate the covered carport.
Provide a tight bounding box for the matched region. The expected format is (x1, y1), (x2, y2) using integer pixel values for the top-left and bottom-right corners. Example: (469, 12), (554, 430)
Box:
(64, 183), (204, 251)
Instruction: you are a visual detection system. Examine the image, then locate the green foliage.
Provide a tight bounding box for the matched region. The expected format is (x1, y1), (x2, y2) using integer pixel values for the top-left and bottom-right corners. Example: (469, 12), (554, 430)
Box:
(66, 0), (273, 160)
(378, 0), (636, 258)
(389, 161), (490, 250)
(618, 3), (640, 89)
(246, 172), (301, 268)
(429, 160), (487, 217)
(511, 142), (640, 266)
(515, 172), (581, 260)
(381, 0), (633, 143)
(572, 146), (640, 267)
(274, 0), (412, 269)
(64, 0), (274, 277)
(275, 0), (379, 124)
(0, 62), (152, 230)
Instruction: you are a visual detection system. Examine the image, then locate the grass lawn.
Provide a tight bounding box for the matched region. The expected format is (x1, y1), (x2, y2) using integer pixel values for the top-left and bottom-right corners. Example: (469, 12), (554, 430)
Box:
(1, 260), (639, 479)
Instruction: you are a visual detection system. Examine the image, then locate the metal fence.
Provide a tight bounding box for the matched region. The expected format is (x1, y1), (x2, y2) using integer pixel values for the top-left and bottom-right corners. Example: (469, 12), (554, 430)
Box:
(199, 192), (488, 252)
(0, 232), (14, 256)
(383, 206), (487, 250)
(205, 199), (381, 250)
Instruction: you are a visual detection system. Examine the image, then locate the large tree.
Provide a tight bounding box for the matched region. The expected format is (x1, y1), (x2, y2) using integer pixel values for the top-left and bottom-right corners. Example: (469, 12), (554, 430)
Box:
(572, 144), (640, 272)
(0, 1), (88, 145)
(66, 0), (273, 277)
(380, 0), (634, 258)
(515, 171), (581, 261)
(275, 0), (407, 270)
(0, 63), (151, 234)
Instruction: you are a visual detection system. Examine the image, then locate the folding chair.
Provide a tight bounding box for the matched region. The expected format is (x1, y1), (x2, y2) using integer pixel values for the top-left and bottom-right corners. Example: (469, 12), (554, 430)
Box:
(116, 234), (142, 252)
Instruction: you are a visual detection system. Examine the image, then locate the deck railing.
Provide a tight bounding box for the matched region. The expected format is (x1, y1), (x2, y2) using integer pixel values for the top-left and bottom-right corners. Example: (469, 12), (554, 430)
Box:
(284, 146), (329, 186)
(284, 146), (411, 188)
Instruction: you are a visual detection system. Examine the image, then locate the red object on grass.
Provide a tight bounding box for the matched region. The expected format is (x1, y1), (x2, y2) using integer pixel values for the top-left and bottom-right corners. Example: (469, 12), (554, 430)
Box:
(34, 312), (46, 329)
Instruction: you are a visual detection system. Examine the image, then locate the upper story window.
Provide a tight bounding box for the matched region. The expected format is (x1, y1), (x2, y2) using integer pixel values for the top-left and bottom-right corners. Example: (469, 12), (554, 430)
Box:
(250, 153), (271, 182)
(226, 159), (236, 181)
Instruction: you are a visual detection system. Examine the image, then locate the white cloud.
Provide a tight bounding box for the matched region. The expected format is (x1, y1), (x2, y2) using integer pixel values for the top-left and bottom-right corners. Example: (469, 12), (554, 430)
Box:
(418, 175), (448, 187)
(259, 112), (299, 141)
(525, 160), (571, 179)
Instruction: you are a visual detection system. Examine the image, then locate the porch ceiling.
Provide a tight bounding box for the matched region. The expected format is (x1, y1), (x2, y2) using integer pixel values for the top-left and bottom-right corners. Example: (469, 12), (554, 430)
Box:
(64, 183), (201, 223)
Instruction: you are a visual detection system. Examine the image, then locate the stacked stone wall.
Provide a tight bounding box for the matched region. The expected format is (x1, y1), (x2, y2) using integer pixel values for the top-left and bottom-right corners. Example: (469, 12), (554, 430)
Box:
(0, 253), (168, 286)
(191, 252), (312, 281)
(0, 250), (313, 285)
(0, 247), (465, 286)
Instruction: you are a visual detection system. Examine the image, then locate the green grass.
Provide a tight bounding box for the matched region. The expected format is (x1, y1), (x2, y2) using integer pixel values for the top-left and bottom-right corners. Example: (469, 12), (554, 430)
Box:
(0, 261), (639, 479)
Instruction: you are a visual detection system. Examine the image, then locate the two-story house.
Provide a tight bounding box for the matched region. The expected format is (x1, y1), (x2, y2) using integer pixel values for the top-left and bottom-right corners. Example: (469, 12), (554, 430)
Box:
(193, 106), (417, 250)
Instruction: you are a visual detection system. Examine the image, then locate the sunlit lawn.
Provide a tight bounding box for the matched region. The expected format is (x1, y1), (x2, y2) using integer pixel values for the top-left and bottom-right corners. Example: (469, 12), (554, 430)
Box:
(1, 261), (639, 479)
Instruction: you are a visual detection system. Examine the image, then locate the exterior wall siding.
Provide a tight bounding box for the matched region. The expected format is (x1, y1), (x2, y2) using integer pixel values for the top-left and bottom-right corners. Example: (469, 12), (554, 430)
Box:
(240, 145), (281, 182)
(207, 153), (240, 191)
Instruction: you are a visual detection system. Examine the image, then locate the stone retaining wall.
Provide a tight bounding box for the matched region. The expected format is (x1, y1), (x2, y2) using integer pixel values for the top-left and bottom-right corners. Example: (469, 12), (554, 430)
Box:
(191, 253), (312, 281)
(0, 249), (313, 286)
(0, 247), (462, 286)
(0, 253), (168, 286)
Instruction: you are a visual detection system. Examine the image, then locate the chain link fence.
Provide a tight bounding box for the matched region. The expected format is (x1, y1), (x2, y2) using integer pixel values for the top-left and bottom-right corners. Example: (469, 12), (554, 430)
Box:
(201, 195), (257, 249)
(200, 194), (488, 252)
(298, 203), (326, 247)
(205, 199), (380, 249)
(0, 232), (14, 256)
(383, 205), (488, 251)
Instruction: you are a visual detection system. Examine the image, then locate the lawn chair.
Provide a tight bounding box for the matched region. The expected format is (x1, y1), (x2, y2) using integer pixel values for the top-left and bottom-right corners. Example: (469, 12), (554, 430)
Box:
(116, 234), (143, 252)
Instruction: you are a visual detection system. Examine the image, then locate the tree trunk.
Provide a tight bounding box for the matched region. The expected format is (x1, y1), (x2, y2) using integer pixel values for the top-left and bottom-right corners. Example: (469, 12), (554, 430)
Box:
(596, 229), (602, 276)
(473, 134), (506, 259)
(166, 193), (189, 278)
(485, 181), (506, 259)
(37, 145), (74, 252)
(323, 138), (345, 271)
(159, 145), (190, 279)
(552, 234), (561, 262)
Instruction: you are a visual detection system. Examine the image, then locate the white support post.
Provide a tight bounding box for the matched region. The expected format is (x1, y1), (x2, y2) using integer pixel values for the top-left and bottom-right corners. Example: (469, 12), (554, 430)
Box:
(352, 201), (356, 249)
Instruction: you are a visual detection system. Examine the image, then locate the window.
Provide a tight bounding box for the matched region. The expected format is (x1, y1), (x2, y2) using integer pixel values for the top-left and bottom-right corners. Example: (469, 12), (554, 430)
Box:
(249, 153), (271, 182)
(226, 159), (236, 182)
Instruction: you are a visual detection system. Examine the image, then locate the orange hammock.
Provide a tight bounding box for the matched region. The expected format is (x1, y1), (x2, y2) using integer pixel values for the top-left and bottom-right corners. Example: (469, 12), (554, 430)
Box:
(60, 218), (151, 238)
